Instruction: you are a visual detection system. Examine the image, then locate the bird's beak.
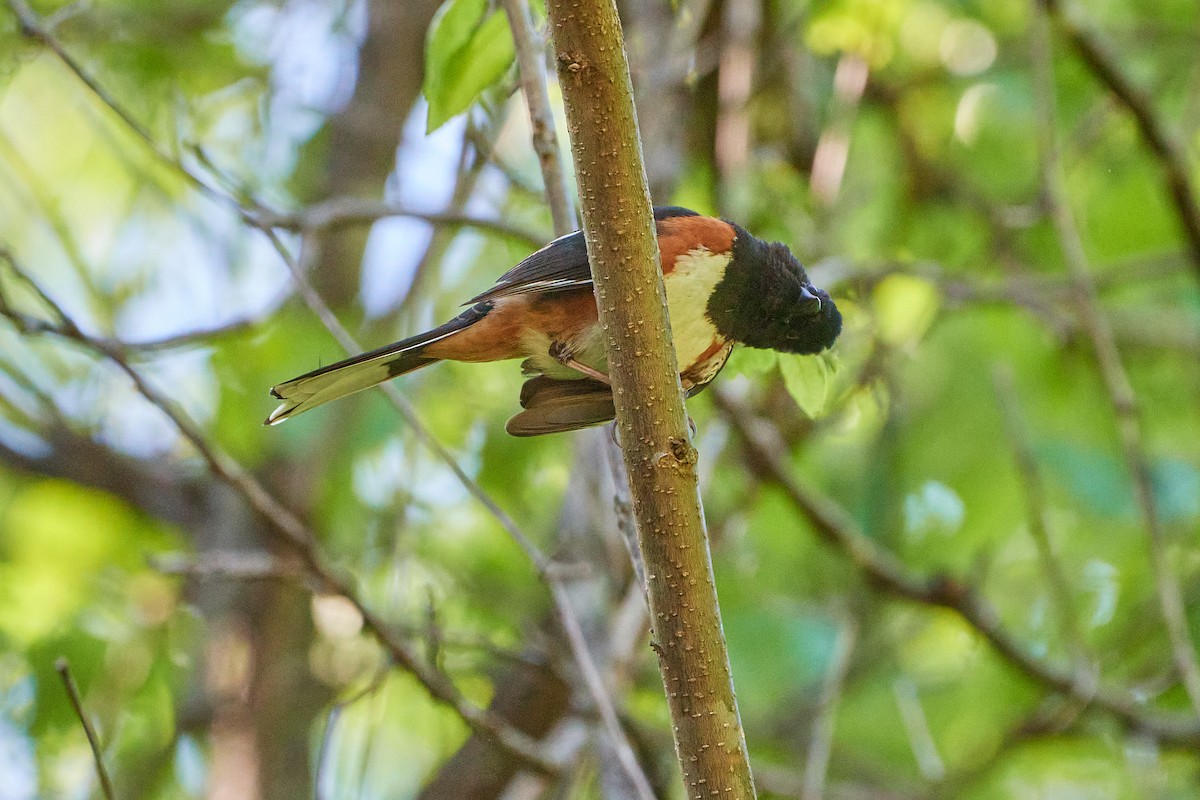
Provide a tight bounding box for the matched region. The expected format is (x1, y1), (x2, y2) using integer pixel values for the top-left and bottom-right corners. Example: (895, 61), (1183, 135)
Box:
(799, 285), (823, 316)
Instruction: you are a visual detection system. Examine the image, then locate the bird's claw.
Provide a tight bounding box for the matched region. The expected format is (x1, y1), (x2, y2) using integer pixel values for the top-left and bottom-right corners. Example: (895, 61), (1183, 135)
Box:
(549, 342), (611, 385)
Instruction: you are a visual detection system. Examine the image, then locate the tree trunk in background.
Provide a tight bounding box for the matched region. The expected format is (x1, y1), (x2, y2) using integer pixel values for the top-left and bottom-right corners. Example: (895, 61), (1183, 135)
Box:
(619, 0), (693, 203)
(250, 0), (442, 795)
(306, 0), (444, 308)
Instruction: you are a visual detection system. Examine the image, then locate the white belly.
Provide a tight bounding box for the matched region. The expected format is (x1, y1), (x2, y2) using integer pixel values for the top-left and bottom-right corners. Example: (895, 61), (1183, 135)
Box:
(521, 247), (730, 379)
(663, 248), (730, 368)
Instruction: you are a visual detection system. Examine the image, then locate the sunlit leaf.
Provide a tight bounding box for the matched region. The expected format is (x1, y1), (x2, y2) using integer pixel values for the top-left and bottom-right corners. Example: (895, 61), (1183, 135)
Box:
(873, 274), (941, 347)
(726, 346), (777, 376)
(424, 0), (515, 131)
(779, 352), (832, 417)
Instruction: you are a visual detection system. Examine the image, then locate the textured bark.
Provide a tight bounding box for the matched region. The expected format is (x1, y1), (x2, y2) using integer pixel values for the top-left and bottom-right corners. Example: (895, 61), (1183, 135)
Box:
(545, 1), (756, 796)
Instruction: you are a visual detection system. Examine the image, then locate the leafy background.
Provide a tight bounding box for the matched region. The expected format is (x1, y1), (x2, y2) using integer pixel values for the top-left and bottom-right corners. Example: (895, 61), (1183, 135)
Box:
(0, 0), (1198, 797)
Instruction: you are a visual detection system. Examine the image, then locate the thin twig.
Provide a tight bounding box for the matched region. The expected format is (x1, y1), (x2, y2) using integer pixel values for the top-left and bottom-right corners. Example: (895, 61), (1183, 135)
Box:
(1029, 0), (1200, 719)
(11, 0), (546, 256)
(893, 677), (945, 781)
(603, 428), (646, 594)
(0, 131), (103, 296)
(547, 581), (657, 800)
(500, 0), (576, 235)
(4, 4), (644, 774)
(0, 254), (559, 775)
(924, 693), (1092, 800)
(801, 617), (857, 800)
(271, 231), (654, 798)
(117, 318), (260, 351)
(315, 669), (392, 800)
(712, 388), (1200, 746)
(1040, 0), (1200, 286)
(259, 200), (545, 248)
(6, 0), (230, 207)
(810, 54), (869, 207)
(148, 551), (303, 581)
(714, 0), (761, 183)
(392, 125), (489, 320)
(991, 365), (1093, 673)
(55, 658), (117, 800)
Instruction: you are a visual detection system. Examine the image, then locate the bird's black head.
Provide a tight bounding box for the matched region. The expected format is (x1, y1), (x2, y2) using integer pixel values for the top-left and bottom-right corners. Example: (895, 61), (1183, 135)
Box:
(705, 225), (842, 354)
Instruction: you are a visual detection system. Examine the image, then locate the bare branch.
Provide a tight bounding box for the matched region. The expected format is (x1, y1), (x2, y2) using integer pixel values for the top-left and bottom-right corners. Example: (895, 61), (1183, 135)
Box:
(1029, 0), (1200, 719)
(801, 617), (857, 800)
(6, 0), (231, 207)
(713, 388), (1200, 747)
(547, 0), (756, 795)
(55, 658), (116, 800)
(893, 677), (945, 781)
(1041, 0), (1200, 286)
(991, 365), (1094, 673)
(810, 54), (869, 208)
(500, 0), (576, 236)
(715, 0), (761, 183)
(255, 198), (545, 248)
(315, 670), (392, 800)
(149, 551), (303, 581)
(603, 428), (646, 593)
(0, 252), (559, 775)
(392, 126), (488, 319)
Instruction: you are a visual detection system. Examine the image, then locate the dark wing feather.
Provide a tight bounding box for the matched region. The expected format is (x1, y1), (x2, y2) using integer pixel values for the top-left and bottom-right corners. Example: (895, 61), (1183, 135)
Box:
(467, 206), (701, 305)
(468, 230), (590, 304)
(505, 376), (616, 436)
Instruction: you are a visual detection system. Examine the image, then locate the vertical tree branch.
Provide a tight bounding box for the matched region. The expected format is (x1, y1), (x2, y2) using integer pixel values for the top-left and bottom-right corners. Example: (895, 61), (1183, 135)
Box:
(1040, 0), (1200, 287)
(501, 0), (577, 235)
(810, 54), (869, 208)
(545, 1), (757, 796)
(1029, 0), (1200, 719)
(265, 230), (649, 790)
(56, 659), (117, 800)
(714, 0), (760, 182)
(992, 365), (1093, 674)
(801, 618), (857, 800)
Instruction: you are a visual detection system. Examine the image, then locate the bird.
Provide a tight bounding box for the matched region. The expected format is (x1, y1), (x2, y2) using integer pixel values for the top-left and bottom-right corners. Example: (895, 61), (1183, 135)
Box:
(266, 206), (842, 436)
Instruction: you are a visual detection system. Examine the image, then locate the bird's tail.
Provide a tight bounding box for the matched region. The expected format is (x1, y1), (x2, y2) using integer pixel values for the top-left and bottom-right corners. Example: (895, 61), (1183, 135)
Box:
(265, 306), (490, 425)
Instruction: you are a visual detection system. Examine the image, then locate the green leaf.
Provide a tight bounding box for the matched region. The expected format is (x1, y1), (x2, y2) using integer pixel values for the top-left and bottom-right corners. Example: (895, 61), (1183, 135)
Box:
(873, 274), (941, 347)
(726, 346), (777, 376)
(778, 353), (832, 417)
(424, 0), (515, 131)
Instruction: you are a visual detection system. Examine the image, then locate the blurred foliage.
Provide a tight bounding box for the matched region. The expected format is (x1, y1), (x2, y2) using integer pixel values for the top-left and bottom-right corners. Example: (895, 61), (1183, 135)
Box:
(0, 0), (1199, 798)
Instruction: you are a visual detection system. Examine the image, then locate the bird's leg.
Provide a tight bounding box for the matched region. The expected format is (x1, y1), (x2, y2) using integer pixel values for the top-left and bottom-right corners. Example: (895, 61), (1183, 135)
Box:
(549, 341), (611, 385)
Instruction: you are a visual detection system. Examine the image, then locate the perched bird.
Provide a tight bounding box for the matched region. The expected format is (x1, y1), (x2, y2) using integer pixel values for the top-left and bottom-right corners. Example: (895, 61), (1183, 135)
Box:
(266, 206), (842, 436)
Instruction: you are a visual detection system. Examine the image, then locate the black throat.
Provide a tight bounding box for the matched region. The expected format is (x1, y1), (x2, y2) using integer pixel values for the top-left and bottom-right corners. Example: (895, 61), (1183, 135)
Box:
(705, 225), (842, 355)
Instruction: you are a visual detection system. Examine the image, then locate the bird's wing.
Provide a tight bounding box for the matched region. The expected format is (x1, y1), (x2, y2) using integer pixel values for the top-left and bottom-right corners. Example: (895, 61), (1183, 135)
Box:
(468, 229), (591, 304)
(468, 207), (701, 305)
(505, 376), (616, 436)
(505, 356), (727, 436)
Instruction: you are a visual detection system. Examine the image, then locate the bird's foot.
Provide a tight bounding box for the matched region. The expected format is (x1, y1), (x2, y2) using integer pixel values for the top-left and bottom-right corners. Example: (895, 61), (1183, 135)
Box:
(549, 342), (611, 385)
